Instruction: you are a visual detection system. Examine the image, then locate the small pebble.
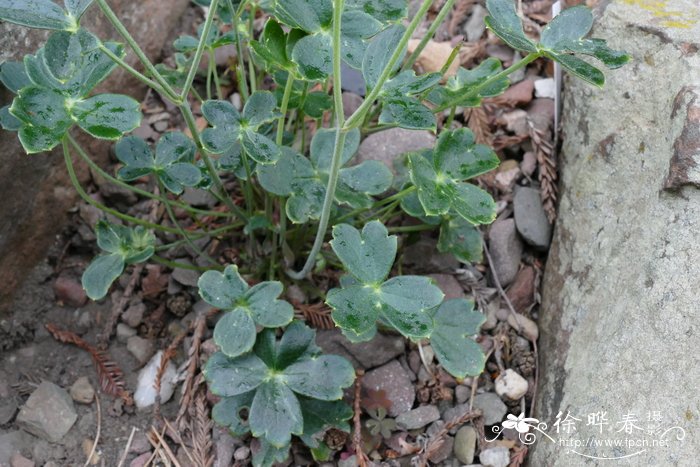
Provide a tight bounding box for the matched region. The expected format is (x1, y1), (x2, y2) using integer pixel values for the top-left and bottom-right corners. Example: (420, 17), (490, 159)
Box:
(534, 78), (556, 99)
(506, 313), (539, 341)
(81, 438), (100, 465)
(116, 323), (137, 343)
(455, 385), (471, 404)
(233, 446), (250, 460)
(10, 453), (34, 467)
(69, 377), (95, 404)
(495, 369), (529, 400)
(453, 426), (477, 464)
(127, 336), (155, 365)
(53, 276), (87, 308)
(396, 405), (441, 430)
(479, 446), (510, 467)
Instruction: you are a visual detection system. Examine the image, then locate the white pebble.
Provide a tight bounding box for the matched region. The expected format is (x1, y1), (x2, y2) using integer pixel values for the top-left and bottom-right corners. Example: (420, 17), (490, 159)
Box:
(495, 368), (529, 400)
(534, 78), (556, 99)
(134, 351), (177, 409)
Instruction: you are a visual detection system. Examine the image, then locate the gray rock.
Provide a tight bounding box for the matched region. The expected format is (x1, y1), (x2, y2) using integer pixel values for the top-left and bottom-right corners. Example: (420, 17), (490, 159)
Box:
(342, 92), (363, 118)
(116, 323), (137, 343)
(428, 274), (464, 299)
(9, 453), (34, 467)
(472, 393), (507, 426)
(316, 329), (405, 369)
(396, 405), (440, 430)
(171, 260), (200, 287)
(463, 4), (487, 42)
(213, 429), (235, 467)
(479, 446), (510, 467)
(0, 398), (17, 424)
(362, 360), (415, 417)
(0, 431), (31, 465)
(69, 377), (94, 404)
(513, 187), (551, 250)
(127, 336), (155, 365)
(122, 301), (146, 328)
(428, 435), (454, 464)
(454, 426), (477, 464)
(455, 385), (471, 404)
(16, 381), (77, 443)
(533, 5), (700, 466)
(403, 238), (460, 272)
(181, 188), (217, 208)
(487, 219), (522, 286)
(356, 128), (435, 173)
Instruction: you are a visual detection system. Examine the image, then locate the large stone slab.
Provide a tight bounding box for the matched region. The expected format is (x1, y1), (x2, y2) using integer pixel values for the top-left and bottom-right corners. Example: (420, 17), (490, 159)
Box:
(532, 2), (700, 465)
(0, 0), (190, 313)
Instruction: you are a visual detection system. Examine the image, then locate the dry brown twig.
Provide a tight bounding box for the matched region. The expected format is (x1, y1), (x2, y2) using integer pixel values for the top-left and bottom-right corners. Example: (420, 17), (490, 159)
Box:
(415, 408), (482, 466)
(528, 120), (558, 223)
(45, 324), (133, 404)
(295, 302), (335, 330)
(190, 387), (214, 467)
(466, 106), (493, 146)
(352, 369), (370, 467)
(116, 427), (137, 467)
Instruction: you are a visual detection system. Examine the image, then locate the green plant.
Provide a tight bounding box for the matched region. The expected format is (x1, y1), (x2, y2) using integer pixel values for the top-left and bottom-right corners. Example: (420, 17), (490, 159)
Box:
(0, 0), (628, 463)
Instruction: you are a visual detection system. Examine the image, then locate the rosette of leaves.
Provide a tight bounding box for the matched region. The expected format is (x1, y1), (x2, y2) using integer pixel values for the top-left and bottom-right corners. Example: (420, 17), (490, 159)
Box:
(400, 192), (484, 263)
(272, 0), (383, 80)
(0, 27), (140, 153)
(200, 91), (282, 164)
(197, 265), (294, 357)
(0, 0), (94, 31)
(325, 220), (444, 342)
(427, 57), (511, 109)
(429, 299), (487, 378)
(408, 128), (499, 226)
(205, 321), (355, 461)
(257, 128), (392, 223)
(114, 132), (201, 194)
(81, 220), (155, 300)
(485, 0), (629, 86)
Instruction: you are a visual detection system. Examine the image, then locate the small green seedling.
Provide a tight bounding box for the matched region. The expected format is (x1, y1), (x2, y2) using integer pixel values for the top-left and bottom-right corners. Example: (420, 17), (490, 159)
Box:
(0, 0), (628, 464)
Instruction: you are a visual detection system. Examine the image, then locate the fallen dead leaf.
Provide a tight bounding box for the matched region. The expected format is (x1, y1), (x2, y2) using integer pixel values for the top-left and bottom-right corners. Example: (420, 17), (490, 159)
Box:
(407, 39), (460, 78)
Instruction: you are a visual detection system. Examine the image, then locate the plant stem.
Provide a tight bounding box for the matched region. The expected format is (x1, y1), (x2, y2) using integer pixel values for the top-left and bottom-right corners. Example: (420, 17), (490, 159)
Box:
(95, 0), (180, 103)
(158, 180), (218, 265)
(247, 3), (258, 93)
(181, 0), (220, 100)
(333, 185), (416, 224)
(229, 0), (250, 101)
(206, 50), (214, 100)
(445, 105), (457, 128)
(277, 76), (295, 145)
(434, 52), (541, 112)
(239, 148), (256, 217)
(155, 223), (243, 251)
(98, 45), (171, 98)
(402, 0), (457, 71)
(344, 0), (434, 129)
(212, 54), (223, 99)
(67, 135), (230, 218)
(179, 102), (249, 221)
(62, 139), (180, 234)
(286, 0), (346, 280)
